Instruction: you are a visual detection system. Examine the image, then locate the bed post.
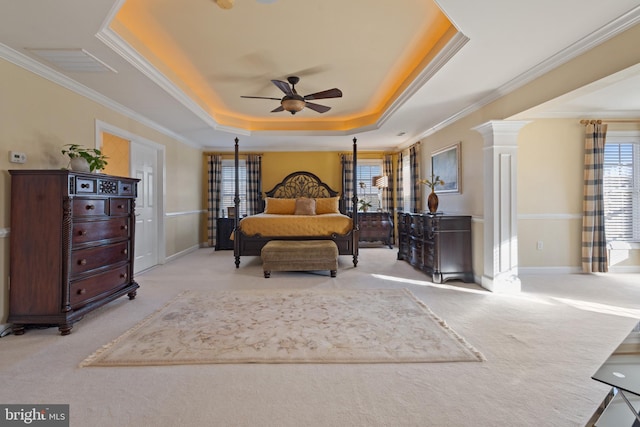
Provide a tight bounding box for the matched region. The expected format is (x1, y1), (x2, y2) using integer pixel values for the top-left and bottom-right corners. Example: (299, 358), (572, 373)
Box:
(233, 137), (241, 268)
(352, 137), (359, 267)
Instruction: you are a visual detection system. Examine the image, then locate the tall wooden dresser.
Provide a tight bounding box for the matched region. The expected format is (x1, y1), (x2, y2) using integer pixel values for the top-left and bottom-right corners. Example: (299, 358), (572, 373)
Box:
(8, 170), (140, 335)
(397, 213), (473, 283)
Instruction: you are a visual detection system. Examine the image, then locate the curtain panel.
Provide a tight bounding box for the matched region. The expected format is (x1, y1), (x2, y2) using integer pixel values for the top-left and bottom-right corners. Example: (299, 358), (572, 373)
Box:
(341, 154), (354, 213)
(396, 152), (404, 212)
(409, 144), (420, 213)
(206, 154), (223, 247)
(246, 154), (262, 215)
(582, 122), (608, 273)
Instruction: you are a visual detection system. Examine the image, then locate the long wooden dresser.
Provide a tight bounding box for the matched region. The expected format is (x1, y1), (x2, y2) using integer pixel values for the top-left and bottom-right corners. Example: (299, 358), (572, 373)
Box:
(8, 170), (140, 335)
(397, 212), (473, 283)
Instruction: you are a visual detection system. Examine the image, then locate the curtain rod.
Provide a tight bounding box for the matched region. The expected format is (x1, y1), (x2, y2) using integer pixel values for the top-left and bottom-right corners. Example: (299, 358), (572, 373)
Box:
(580, 119), (640, 125)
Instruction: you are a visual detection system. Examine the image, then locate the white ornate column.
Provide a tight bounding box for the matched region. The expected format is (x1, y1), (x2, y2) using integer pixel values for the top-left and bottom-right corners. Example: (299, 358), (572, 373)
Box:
(473, 120), (529, 292)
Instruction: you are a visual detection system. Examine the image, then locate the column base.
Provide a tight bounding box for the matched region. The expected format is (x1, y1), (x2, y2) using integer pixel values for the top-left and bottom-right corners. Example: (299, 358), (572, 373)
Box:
(481, 271), (522, 293)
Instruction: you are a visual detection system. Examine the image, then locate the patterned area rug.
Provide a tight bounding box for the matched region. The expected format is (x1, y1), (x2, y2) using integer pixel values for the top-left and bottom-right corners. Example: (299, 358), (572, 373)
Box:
(80, 288), (485, 366)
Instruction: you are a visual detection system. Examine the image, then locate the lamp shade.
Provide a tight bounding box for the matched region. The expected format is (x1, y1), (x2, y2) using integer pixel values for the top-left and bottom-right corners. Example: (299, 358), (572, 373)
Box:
(372, 175), (388, 188)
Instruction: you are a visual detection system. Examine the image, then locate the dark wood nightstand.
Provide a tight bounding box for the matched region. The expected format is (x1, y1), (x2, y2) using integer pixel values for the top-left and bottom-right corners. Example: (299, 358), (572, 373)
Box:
(358, 211), (393, 248)
(215, 217), (235, 250)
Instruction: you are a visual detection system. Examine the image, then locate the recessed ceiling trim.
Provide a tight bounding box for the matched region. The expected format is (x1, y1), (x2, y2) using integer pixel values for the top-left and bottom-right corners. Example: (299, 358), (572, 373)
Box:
(376, 31), (469, 129)
(97, 23), (223, 132)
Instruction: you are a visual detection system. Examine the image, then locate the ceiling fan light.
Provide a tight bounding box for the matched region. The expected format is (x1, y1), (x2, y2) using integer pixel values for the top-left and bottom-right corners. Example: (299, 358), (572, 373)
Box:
(215, 0), (234, 9)
(281, 98), (306, 114)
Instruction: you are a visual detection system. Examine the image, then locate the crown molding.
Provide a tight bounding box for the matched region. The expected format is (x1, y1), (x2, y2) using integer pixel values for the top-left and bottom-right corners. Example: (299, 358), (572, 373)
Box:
(0, 41), (200, 149)
(376, 31), (470, 129)
(415, 5), (640, 141)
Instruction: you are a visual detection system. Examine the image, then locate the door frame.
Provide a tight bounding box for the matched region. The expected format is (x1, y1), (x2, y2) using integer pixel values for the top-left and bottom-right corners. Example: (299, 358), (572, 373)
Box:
(95, 119), (166, 267)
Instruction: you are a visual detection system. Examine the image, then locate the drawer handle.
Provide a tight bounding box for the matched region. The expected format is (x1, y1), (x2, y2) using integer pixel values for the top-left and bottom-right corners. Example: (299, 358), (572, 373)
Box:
(81, 183), (90, 189)
(122, 249), (128, 255)
(120, 273), (128, 279)
(121, 225), (128, 230)
(79, 259), (87, 266)
(117, 204), (125, 209)
(77, 288), (87, 295)
(86, 204), (95, 210)
(78, 230), (87, 236)
(123, 186), (129, 191)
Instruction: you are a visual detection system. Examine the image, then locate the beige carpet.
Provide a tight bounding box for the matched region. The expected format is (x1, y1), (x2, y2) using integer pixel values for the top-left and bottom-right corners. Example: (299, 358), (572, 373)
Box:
(80, 288), (485, 366)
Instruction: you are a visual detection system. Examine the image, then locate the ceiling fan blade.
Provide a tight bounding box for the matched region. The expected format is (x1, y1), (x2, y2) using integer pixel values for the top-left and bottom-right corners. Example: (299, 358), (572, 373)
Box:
(304, 88), (342, 100)
(305, 102), (331, 113)
(240, 96), (282, 100)
(271, 80), (293, 95)
(271, 105), (285, 113)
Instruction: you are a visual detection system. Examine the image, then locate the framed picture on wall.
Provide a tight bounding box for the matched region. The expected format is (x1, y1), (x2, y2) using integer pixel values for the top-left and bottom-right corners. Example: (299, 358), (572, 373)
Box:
(431, 142), (460, 194)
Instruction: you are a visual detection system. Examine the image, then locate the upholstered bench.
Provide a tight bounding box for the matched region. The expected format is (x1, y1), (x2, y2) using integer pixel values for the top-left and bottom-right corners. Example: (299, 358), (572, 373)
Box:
(261, 240), (339, 278)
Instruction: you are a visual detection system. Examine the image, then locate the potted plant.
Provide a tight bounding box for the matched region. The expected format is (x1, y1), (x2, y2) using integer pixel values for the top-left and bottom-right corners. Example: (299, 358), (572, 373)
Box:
(61, 144), (108, 173)
(358, 198), (372, 212)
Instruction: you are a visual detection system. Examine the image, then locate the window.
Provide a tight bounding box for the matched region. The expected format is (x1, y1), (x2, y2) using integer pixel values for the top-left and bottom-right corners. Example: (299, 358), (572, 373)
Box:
(356, 160), (383, 211)
(604, 132), (640, 242)
(220, 159), (247, 217)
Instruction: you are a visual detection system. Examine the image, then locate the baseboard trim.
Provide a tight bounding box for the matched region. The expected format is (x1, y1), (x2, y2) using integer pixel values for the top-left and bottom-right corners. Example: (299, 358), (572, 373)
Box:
(165, 244), (200, 264)
(519, 266), (583, 275)
(608, 266), (640, 273)
(0, 323), (12, 337)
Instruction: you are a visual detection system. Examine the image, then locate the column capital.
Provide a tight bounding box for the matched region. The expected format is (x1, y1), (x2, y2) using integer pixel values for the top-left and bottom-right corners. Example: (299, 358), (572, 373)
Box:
(473, 120), (531, 147)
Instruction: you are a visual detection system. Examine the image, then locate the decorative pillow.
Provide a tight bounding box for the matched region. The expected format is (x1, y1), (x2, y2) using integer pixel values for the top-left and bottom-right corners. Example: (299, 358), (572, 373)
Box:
(315, 196), (340, 214)
(294, 197), (316, 215)
(264, 198), (296, 215)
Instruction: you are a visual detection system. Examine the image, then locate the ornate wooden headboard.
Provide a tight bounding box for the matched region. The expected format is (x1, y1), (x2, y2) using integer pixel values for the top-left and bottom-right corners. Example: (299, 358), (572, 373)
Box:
(264, 171), (339, 199)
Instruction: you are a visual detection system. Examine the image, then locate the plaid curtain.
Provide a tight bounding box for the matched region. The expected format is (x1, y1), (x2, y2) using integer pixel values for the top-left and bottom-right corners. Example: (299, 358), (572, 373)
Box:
(582, 122), (608, 273)
(396, 152), (404, 212)
(341, 154), (354, 213)
(246, 154), (262, 215)
(409, 144), (420, 213)
(383, 154), (393, 211)
(383, 154), (395, 241)
(206, 154), (223, 247)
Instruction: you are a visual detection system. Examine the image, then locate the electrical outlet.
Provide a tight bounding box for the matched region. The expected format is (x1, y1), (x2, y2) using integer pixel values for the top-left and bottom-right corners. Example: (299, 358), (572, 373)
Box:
(9, 151), (27, 164)
(536, 240), (543, 251)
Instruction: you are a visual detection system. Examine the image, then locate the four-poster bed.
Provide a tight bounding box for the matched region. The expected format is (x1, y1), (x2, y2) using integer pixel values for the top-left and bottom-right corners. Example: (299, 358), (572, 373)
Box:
(232, 137), (360, 268)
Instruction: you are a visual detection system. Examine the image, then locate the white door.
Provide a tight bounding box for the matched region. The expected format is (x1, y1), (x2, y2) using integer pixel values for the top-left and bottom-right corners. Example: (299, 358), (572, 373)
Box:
(131, 142), (159, 273)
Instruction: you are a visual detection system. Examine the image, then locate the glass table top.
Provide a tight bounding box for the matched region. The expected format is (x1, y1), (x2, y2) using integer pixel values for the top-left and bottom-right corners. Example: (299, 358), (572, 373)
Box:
(592, 322), (640, 397)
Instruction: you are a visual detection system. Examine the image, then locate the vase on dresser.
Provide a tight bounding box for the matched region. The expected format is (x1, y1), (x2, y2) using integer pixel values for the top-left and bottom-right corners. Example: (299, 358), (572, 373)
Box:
(427, 189), (439, 213)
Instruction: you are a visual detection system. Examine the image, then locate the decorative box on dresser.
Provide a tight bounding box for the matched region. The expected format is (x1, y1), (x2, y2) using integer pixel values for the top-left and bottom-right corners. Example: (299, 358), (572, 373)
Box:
(397, 212), (473, 283)
(8, 170), (140, 335)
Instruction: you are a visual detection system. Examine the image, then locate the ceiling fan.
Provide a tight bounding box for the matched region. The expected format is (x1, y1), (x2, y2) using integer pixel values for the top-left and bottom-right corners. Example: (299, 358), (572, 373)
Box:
(241, 76), (343, 115)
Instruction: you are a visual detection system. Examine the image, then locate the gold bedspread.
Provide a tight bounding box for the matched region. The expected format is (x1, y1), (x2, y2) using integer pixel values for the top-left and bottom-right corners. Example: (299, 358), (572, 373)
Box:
(238, 213), (353, 237)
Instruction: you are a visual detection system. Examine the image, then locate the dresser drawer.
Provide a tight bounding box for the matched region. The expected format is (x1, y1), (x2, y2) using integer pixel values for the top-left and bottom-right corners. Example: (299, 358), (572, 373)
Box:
(110, 198), (131, 215)
(72, 218), (130, 245)
(119, 181), (135, 196)
(69, 265), (130, 308)
(72, 198), (108, 217)
(71, 241), (129, 275)
(75, 177), (97, 194)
